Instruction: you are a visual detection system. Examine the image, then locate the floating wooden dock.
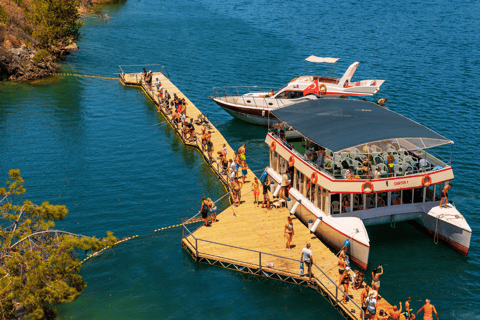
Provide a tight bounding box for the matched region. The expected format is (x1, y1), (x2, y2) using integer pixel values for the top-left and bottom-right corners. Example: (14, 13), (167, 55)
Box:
(119, 69), (403, 320)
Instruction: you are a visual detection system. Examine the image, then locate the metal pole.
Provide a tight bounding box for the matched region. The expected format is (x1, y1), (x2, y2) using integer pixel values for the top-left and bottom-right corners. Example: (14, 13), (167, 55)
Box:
(195, 238), (198, 260)
(259, 252), (262, 273)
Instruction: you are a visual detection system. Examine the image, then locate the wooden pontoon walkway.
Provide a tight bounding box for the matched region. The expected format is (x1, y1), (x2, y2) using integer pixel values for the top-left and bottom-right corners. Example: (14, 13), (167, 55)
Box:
(120, 70), (403, 320)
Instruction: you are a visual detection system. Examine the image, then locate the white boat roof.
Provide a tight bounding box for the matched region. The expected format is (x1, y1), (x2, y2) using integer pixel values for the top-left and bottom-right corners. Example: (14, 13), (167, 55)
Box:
(305, 56), (339, 63)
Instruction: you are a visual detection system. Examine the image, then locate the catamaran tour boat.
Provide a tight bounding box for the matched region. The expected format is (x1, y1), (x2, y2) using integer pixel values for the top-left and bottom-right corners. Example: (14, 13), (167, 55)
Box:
(210, 56), (385, 126)
(264, 99), (471, 270)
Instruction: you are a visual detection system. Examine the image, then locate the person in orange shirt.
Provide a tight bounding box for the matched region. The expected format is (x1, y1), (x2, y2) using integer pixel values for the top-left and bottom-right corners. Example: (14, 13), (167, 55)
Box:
(417, 299), (438, 320)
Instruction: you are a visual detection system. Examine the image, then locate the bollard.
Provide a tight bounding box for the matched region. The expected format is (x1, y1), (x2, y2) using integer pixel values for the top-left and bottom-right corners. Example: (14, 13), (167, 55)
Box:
(273, 184), (281, 198)
(290, 199), (301, 215)
(286, 197), (293, 210)
(310, 217), (322, 234)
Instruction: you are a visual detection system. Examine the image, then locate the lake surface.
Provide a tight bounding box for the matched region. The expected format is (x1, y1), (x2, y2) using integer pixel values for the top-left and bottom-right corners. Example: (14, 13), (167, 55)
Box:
(1, 0), (480, 318)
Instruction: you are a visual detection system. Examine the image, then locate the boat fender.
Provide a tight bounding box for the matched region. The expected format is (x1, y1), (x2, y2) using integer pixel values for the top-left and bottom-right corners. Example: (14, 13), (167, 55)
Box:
(311, 172), (318, 184)
(286, 197), (293, 210)
(260, 171), (268, 183)
(273, 184), (281, 197)
(422, 175), (431, 187)
(270, 181), (275, 193)
(308, 219), (314, 230)
(362, 181), (374, 194)
(320, 84), (327, 95)
(288, 156), (295, 167)
(343, 239), (351, 253)
(270, 141), (276, 152)
(290, 199), (301, 215)
(310, 217), (322, 234)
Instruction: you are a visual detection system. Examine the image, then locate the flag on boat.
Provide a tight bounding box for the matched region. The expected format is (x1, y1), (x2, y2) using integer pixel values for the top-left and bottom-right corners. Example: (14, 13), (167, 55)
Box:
(303, 79), (319, 96)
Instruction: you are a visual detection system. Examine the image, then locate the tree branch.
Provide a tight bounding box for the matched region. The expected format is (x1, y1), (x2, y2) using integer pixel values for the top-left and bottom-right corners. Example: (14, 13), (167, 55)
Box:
(8, 230), (89, 250)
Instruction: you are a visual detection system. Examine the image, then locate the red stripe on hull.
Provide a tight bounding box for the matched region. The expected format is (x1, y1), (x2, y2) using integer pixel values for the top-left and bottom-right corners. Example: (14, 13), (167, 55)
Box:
(418, 223), (469, 256)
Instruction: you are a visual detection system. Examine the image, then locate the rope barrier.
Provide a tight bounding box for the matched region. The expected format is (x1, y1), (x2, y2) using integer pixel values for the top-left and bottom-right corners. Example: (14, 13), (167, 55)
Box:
(54, 73), (118, 80)
(81, 219), (200, 264)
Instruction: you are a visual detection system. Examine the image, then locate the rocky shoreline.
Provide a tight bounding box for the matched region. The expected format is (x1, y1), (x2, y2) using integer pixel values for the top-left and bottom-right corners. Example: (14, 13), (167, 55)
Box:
(0, 0), (118, 82)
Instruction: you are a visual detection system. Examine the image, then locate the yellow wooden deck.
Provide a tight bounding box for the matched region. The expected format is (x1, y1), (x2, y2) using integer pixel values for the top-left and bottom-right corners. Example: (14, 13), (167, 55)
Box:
(120, 71), (403, 320)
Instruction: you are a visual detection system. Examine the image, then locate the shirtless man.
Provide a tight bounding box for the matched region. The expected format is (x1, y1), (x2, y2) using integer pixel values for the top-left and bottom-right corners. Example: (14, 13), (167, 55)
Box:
(405, 296), (413, 319)
(232, 177), (243, 207)
(417, 299), (438, 320)
(389, 302), (403, 320)
(360, 284), (371, 316)
(279, 171), (289, 199)
(241, 161), (248, 183)
(439, 183), (452, 208)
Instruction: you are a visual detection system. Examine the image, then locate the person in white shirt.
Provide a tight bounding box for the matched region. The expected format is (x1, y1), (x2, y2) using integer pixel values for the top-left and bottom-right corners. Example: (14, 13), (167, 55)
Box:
(279, 172), (289, 199)
(301, 243), (314, 280)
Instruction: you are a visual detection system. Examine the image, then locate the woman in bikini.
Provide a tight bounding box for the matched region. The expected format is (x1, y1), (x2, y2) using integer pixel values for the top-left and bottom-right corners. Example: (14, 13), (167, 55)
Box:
(252, 177), (260, 204)
(340, 271), (351, 303)
(284, 216), (294, 249)
(198, 196), (210, 226)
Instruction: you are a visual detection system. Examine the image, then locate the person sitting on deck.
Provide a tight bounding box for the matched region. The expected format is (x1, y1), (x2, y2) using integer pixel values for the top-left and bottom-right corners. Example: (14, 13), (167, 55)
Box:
(346, 167), (357, 180)
(374, 166), (382, 179)
(386, 152), (395, 176)
(186, 119), (195, 142)
(362, 156), (372, 178)
(377, 98), (388, 108)
(377, 196), (386, 207)
(342, 197), (350, 213)
(164, 90), (171, 104)
(142, 68), (147, 78)
(269, 89), (274, 96)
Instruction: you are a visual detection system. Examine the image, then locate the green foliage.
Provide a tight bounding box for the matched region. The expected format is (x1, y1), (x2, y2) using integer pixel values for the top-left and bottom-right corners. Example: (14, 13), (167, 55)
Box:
(33, 49), (50, 64)
(28, 0), (82, 49)
(0, 170), (116, 319)
(0, 5), (8, 24)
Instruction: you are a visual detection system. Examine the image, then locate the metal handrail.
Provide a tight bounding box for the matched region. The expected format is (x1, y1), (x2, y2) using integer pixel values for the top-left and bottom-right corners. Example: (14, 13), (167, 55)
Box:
(182, 222), (364, 319)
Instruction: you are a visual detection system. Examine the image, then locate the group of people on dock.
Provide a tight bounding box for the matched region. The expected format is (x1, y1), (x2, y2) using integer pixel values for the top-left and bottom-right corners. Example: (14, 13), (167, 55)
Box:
(198, 196), (217, 227)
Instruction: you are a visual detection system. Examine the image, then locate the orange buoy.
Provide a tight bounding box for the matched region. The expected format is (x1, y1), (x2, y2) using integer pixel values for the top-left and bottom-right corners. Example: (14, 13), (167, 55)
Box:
(362, 181), (374, 194)
(270, 141), (276, 152)
(311, 172), (318, 184)
(288, 156), (295, 167)
(422, 175), (431, 187)
(320, 84), (327, 95)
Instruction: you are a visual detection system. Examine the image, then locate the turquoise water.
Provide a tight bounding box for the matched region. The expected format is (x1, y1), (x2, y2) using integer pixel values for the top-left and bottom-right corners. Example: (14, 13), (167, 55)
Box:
(1, 0), (480, 318)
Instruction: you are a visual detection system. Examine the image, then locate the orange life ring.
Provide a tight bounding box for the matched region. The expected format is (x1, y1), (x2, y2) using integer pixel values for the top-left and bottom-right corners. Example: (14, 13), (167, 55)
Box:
(422, 175), (431, 187)
(288, 156), (295, 167)
(311, 172), (318, 184)
(320, 84), (327, 95)
(362, 181), (374, 194)
(270, 141), (276, 152)
(290, 78), (298, 82)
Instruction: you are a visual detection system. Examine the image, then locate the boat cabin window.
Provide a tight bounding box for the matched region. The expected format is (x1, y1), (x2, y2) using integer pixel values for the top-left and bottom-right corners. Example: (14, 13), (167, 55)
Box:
(276, 91), (304, 99)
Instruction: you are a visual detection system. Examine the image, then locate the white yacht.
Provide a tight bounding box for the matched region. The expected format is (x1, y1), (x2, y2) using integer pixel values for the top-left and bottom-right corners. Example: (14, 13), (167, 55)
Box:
(264, 99), (471, 269)
(210, 56), (385, 126)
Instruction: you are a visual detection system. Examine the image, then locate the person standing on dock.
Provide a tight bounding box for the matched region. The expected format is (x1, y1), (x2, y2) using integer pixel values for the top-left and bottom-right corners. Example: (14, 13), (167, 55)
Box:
(279, 171), (289, 200)
(284, 216), (294, 249)
(301, 243), (314, 280)
(371, 264), (383, 294)
(241, 161), (248, 183)
(252, 177), (260, 205)
(232, 177), (243, 207)
(439, 183), (452, 209)
(199, 196), (210, 227)
(405, 296), (414, 319)
(261, 178), (270, 209)
(164, 90), (171, 105)
(229, 159), (237, 184)
(238, 143), (246, 163)
(416, 299), (438, 320)
(389, 302), (403, 320)
(361, 284), (371, 316)
(338, 255), (346, 285)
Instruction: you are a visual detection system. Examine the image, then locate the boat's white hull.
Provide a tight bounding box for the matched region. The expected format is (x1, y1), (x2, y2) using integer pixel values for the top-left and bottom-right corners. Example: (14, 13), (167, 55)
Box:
(266, 167), (471, 269)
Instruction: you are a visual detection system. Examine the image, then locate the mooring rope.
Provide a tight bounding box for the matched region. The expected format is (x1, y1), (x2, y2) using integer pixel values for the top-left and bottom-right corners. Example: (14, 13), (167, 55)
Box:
(54, 73), (118, 80)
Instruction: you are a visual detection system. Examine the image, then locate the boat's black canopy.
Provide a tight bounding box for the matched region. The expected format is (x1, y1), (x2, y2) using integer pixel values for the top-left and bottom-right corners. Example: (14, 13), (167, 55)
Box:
(271, 99), (452, 153)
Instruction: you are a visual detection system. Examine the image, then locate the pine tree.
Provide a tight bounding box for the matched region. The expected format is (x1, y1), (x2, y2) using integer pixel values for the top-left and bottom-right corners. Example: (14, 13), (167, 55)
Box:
(0, 169), (116, 319)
